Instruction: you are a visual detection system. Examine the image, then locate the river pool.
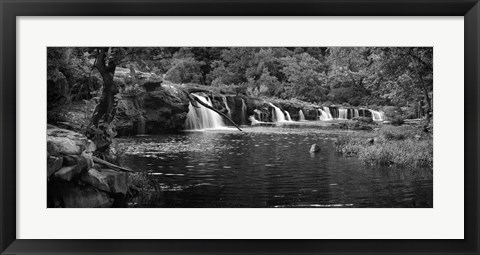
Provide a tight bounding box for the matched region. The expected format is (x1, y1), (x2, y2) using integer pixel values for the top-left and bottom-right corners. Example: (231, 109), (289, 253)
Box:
(117, 126), (433, 208)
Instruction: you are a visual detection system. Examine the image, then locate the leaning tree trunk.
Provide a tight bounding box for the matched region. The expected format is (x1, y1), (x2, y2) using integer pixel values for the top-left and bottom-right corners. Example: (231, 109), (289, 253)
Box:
(87, 48), (120, 150)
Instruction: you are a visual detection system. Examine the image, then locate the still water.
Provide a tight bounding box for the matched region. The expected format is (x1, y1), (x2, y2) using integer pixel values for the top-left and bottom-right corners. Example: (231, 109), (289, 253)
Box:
(118, 127), (433, 208)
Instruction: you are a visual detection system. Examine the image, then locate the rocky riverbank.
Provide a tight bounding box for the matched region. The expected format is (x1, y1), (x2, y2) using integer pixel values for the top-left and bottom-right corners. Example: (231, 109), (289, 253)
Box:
(47, 125), (131, 207)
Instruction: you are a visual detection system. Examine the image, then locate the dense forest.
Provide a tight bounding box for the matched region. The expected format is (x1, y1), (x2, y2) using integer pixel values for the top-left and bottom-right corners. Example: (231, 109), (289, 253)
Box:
(48, 47), (432, 114)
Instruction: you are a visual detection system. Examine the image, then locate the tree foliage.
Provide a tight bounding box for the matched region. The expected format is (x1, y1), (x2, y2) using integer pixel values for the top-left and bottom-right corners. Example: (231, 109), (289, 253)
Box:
(48, 46), (433, 115)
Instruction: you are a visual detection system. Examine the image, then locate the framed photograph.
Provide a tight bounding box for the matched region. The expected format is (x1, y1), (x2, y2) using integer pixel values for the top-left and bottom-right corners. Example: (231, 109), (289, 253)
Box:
(1, 0), (479, 254)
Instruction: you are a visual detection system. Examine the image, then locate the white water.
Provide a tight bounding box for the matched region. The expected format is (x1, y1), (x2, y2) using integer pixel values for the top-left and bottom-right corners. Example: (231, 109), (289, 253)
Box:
(285, 111), (292, 121)
(249, 115), (262, 125)
(369, 110), (385, 121)
(222, 96), (232, 119)
(254, 109), (262, 122)
(338, 109), (348, 120)
(319, 109), (332, 121)
(241, 98), (247, 125)
(299, 110), (305, 121)
(354, 109), (359, 118)
(269, 103), (286, 122)
(323, 107), (333, 120)
(185, 94), (227, 130)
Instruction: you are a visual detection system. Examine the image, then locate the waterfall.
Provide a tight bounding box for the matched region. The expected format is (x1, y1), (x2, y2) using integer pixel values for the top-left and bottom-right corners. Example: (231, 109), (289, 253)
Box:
(299, 110), (305, 121)
(354, 109), (359, 118)
(369, 110), (385, 121)
(222, 96), (232, 119)
(185, 94), (226, 130)
(284, 111), (292, 121)
(319, 109), (332, 121)
(323, 107), (333, 120)
(338, 109), (348, 120)
(137, 115), (145, 135)
(249, 115), (261, 125)
(241, 98), (247, 125)
(269, 103), (286, 122)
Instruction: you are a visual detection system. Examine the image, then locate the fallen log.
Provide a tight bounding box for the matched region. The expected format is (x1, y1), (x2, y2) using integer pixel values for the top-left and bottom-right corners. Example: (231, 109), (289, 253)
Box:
(93, 156), (134, 173)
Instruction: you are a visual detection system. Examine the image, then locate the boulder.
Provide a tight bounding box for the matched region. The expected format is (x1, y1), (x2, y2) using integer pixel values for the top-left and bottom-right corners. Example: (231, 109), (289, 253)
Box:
(81, 169), (110, 193)
(143, 85), (190, 132)
(47, 156), (63, 177)
(62, 184), (113, 208)
(54, 157), (88, 181)
(100, 169), (128, 195)
(310, 144), (321, 153)
(47, 127), (91, 156)
(63, 155), (80, 166)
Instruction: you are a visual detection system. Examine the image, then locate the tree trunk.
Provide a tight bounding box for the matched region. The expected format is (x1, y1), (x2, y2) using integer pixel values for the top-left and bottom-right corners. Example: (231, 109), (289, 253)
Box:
(91, 66), (118, 126)
(87, 48), (120, 150)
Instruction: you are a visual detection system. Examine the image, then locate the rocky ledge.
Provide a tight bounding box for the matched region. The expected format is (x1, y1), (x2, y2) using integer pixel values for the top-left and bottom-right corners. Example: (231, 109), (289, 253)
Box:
(47, 125), (131, 208)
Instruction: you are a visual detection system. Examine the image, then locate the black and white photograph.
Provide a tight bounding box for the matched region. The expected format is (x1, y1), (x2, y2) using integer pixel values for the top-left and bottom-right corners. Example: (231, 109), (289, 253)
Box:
(47, 47), (433, 208)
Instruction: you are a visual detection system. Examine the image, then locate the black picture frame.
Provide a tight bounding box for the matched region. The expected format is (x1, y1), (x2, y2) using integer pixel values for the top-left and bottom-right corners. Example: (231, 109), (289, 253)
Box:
(1, 0), (478, 254)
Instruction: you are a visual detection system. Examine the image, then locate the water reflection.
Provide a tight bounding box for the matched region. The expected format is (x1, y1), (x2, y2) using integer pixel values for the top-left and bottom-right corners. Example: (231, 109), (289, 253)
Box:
(119, 127), (433, 208)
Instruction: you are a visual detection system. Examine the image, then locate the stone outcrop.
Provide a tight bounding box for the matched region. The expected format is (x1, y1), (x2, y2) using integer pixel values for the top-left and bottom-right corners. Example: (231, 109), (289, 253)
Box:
(143, 84), (190, 133)
(47, 126), (131, 208)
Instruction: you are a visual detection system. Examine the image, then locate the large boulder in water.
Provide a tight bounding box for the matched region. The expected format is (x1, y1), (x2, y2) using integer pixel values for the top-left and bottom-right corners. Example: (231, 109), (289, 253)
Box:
(310, 144), (321, 153)
(143, 84), (190, 133)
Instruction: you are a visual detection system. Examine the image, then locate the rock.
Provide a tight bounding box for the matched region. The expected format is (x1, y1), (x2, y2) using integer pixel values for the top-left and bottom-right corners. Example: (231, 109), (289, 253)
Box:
(81, 169), (110, 193)
(143, 85), (190, 132)
(368, 138), (375, 145)
(309, 144), (321, 153)
(82, 152), (94, 169)
(47, 127), (91, 156)
(85, 140), (96, 153)
(54, 165), (82, 181)
(47, 156), (63, 177)
(62, 184), (113, 208)
(54, 157), (88, 181)
(63, 153), (93, 169)
(100, 169), (128, 195)
(63, 155), (79, 166)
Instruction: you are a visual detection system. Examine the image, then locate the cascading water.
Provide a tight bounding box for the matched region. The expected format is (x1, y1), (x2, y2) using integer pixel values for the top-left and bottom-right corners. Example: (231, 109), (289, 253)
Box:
(185, 94), (226, 130)
(241, 98), (247, 125)
(369, 110), (385, 121)
(338, 109), (348, 120)
(319, 109), (332, 121)
(269, 103), (286, 122)
(299, 110), (305, 121)
(284, 111), (292, 122)
(323, 107), (333, 120)
(354, 109), (359, 118)
(222, 96), (232, 119)
(249, 115), (261, 125)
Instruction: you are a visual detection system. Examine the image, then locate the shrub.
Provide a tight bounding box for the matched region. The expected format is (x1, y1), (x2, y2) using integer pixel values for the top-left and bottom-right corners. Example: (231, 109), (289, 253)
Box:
(390, 116), (405, 126)
(335, 122), (374, 131)
(336, 125), (433, 168)
(356, 117), (374, 124)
